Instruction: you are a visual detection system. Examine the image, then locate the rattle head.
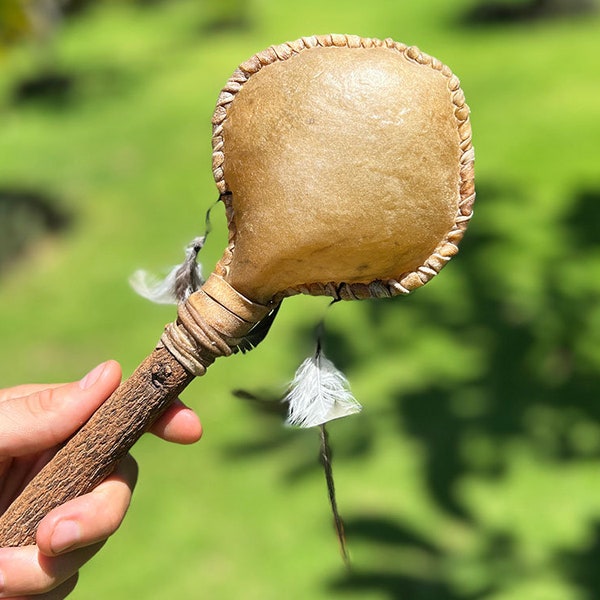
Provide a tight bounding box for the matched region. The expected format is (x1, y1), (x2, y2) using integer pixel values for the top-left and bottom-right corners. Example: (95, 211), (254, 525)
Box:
(211, 35), (474, 304)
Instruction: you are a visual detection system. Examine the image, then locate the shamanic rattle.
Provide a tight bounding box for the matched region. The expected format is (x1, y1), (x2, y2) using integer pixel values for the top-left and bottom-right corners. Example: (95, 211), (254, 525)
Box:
(0, 34), (474, 546)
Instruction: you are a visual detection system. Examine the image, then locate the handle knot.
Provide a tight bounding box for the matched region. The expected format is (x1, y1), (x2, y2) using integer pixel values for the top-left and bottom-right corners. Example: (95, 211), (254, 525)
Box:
(160, 274), (272, 376)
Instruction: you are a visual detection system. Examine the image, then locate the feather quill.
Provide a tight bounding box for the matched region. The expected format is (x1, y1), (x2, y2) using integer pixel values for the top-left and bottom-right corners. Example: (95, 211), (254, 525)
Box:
(130, 236), (205, 305)
(284, 348), (362, 428)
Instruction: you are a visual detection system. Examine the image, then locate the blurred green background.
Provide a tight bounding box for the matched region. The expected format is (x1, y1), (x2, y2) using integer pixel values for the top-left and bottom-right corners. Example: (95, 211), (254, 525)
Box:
(1, 0), (600, 598)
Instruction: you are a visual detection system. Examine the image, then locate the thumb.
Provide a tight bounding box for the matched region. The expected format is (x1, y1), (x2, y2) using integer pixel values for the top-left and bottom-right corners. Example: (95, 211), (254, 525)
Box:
(0, 361), (122, 458)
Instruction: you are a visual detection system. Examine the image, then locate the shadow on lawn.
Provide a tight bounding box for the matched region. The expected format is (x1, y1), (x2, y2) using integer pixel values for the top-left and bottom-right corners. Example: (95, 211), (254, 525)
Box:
(462, 0), (597, 25)
(228, 183), (600, 598)
(331, 184), (600, 598)
(0, 187), (72, 278)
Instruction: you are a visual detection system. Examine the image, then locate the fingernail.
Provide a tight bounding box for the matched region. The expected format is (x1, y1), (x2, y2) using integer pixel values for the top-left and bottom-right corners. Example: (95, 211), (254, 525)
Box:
(51, 520), (82, 554)
(79, 362), (107, 390)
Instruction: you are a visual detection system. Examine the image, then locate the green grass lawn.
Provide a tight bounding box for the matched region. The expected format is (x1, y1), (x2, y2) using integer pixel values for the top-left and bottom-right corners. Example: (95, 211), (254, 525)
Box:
(1, 1), (600, 598)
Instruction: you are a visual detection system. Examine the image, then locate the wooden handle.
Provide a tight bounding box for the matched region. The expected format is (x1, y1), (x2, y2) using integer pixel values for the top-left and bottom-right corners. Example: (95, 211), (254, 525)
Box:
(0, 276), (271, 547)
(0, 346), (194, 547)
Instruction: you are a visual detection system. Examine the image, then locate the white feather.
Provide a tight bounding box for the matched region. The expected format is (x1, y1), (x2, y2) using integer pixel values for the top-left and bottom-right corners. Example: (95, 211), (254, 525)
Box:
(129, 237), (205, 305)
(284, 351), (362, 428)
(129, 264), (195, 305)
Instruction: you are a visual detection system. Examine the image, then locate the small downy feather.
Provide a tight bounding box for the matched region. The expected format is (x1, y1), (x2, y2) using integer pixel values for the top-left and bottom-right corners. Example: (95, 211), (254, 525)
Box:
(129, 236), (205, 305)
(284, 348), (362, 428)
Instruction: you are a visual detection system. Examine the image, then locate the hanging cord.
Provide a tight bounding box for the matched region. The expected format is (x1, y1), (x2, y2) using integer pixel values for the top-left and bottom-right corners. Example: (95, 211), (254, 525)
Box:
(171, 200), (218, 303)
(316, 300), (352, 568)
(233, 299), (356, 564)
(319, 422), (351, 568)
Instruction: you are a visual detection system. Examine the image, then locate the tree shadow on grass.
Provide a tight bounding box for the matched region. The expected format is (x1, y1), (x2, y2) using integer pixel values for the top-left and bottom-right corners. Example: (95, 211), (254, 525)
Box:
(331, 521), (519, 599)
(462, 0), (597, 26)
(11, 70), (75, 107)
(559, 521), (600, 600)
(339, 184), (600, 598)
(196, 0), (253, 36)
(8, 63), (146, 111)
(226, 184), (600, 599)
(0, 187), (72, 278)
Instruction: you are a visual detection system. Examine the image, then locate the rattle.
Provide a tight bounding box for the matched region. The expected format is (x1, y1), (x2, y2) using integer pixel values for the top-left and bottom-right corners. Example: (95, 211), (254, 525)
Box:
(0, 34), (474, 546)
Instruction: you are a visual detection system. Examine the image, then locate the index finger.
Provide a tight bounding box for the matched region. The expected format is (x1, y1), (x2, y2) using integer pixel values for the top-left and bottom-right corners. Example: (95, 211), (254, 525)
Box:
(0, 384), (67, 405)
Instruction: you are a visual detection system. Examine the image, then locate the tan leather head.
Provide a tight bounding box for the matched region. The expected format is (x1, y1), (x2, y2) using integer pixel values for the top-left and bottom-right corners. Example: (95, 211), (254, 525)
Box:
(212, 35), (474, 304)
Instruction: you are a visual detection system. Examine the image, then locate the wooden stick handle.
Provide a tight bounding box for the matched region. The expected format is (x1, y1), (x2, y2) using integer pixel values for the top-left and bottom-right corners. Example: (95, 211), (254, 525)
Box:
(0, 346), (194, 547)
(0, 275), (272, 547)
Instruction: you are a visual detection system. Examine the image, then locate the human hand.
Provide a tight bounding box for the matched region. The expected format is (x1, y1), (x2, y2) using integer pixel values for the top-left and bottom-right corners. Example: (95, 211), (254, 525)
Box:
(0, 360), (202, 599)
